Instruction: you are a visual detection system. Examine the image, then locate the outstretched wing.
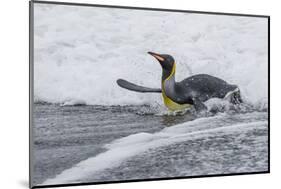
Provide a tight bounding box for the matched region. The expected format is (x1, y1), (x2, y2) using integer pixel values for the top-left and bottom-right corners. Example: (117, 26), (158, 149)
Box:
(117, 79), (162, 93)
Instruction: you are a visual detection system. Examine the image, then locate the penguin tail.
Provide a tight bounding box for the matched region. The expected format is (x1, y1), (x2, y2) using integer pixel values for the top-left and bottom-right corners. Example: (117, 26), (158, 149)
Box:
(116, 79), (162, 93)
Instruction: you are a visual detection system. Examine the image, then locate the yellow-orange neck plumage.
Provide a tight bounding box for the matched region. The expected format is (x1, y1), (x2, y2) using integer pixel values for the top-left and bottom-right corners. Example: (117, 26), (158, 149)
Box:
(161, 63), (192, 111)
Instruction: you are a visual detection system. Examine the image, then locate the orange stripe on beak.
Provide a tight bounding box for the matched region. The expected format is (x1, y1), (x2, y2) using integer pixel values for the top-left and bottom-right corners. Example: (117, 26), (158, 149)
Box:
(147, 52), (165, 61)
(152, 54), (165, 61)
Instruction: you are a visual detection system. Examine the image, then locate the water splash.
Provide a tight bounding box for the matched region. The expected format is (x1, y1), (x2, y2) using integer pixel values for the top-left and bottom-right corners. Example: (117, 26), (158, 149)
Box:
(34, 4), (268, 108)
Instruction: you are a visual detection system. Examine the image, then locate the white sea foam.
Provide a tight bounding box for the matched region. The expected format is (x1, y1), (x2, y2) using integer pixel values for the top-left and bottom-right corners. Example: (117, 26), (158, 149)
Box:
(34, 4), (268, 107)
(42, 112), (267, 185)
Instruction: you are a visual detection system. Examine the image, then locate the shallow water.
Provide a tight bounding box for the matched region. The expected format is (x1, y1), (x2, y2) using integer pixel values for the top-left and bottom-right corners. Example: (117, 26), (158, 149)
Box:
(32, 103), (268, 186)
(32, 103), (194, 185)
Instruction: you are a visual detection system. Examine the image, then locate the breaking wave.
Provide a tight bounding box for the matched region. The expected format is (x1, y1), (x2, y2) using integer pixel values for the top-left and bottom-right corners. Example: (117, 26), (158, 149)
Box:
(34, 4), (268, 108)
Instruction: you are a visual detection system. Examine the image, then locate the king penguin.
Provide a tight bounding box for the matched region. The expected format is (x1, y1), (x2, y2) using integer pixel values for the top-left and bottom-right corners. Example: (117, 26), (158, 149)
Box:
(117, 52), (242, 111)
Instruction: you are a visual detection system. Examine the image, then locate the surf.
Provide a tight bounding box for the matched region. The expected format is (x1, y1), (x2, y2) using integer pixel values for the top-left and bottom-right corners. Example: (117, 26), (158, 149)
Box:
(34, 4), (268, 108)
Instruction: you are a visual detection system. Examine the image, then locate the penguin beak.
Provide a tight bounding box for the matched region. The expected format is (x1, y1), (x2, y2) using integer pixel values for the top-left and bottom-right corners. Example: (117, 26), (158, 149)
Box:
(148, 51), (165, 62)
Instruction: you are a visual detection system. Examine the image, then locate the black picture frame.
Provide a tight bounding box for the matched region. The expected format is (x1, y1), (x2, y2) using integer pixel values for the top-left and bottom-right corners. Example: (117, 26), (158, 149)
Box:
(29, 1), (270, 188)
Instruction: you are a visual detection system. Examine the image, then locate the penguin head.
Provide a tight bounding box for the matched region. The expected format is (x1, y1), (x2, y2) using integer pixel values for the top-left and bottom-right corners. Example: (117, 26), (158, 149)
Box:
(148, 52), (175, 80)
(147, 52), (175, 71)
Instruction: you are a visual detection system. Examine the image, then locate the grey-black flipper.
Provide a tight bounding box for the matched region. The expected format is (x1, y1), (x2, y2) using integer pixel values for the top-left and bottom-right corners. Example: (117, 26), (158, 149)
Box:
(117, 79), (162, 93)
